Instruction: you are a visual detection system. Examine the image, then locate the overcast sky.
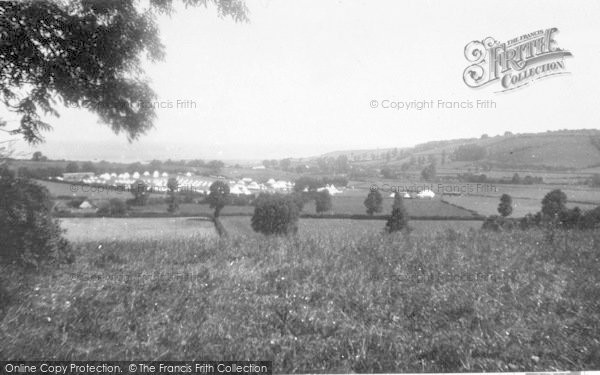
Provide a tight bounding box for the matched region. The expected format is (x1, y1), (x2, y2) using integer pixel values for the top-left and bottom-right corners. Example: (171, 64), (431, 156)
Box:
(8, 0), (600, 162)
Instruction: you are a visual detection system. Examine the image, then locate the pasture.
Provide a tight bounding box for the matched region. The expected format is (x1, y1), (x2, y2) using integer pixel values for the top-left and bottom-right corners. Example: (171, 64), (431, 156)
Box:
(61, 218), (216, 242)
(220, 217), (483, 237)
(2, 228), (599, 372)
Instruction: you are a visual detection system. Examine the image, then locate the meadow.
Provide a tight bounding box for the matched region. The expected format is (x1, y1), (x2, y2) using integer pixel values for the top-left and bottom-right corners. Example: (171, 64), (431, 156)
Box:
(60, 218), (217, 242)
(220, 216), (483, 237)
(2, 227), (599, 372)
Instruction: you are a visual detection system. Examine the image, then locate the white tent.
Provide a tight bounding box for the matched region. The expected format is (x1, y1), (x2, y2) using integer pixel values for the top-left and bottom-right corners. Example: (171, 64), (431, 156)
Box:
(417, 189), (435, 199)
(79, 200), (94, 209)
(143, 171), (150, 176)
(153, 171), (160, 178)
(132, 172), (140, 179)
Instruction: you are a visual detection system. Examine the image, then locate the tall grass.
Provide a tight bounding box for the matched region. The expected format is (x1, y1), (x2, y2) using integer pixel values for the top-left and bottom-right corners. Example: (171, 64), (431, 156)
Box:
(1, 229), (599, 372)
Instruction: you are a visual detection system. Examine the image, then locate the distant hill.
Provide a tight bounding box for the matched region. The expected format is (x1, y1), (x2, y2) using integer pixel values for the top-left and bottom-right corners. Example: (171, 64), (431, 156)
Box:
(317, 129), (600, 171)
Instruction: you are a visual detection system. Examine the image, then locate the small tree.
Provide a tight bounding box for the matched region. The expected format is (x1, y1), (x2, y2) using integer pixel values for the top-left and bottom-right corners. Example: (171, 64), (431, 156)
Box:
(0, 174), (73, 266)
(541, 189), (567, 221)
(364, 189), (383, 216)
(166, 177), (179, 213)
(130, 179), (149, 206)
(251, 193), (299, 235)
(386, 193), (409, 233)
(207, 180), (230, 217)
(315, 190), (332, 213)
(497, 194), (513, 217)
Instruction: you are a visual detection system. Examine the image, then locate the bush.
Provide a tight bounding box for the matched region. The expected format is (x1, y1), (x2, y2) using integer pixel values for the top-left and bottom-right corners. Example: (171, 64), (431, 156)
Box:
(386, 193), (409, 233)
(482, 215), (516, 231)
(0, 176), (73, 267)
(251, 193), (299, 235)
(315, 190), (332, 213)
(497, 194), (513, 217)
(541, 189), (567, 221)
(364, 190), (383, 215)
(97, 198), (128, 217)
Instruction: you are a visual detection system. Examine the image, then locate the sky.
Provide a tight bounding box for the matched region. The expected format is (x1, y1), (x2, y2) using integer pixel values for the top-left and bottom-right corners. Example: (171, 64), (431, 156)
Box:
(6, 0), (600, 162)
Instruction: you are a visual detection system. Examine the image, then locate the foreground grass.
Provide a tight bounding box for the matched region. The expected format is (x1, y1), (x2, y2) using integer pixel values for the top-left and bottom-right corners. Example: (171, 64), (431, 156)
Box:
(1, 229), (600, 372)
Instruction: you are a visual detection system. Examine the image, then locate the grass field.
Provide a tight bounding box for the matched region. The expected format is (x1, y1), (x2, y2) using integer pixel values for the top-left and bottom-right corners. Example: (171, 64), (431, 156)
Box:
(220, 217), (483, 237)
(2, 229), (599, 372)
(304, 195), (477, 218)
(60, 218), (217, 242)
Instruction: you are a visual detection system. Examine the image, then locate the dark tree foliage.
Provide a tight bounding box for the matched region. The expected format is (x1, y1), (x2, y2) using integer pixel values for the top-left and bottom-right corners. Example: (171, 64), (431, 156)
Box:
(130, 179), (149, 205)
(0, 173), (73, 266)
(541, 189), (567, 221)
(0, 0), (248, 143)
(166, 176), (179, 213)
(289, 191), (310, 212)
(315, 189), (332, 214)
(364, 189), (383, 216)
(386, 193), (409, 233)
(207, 180), (230, 217)
(497, 194), (513, 217)
(251, 193), (299, 235)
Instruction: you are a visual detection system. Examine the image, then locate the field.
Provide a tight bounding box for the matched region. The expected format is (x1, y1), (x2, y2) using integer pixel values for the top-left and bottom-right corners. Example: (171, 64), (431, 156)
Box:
(220, 217), (482, 237)
(2, 228), (599, 372)
(60, 218), (217, 242)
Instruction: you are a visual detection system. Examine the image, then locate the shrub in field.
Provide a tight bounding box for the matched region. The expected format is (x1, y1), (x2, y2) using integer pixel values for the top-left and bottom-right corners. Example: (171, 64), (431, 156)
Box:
(386, 193), (409, 233)
(207, 180), (230, 217)
(541, 189), (567, 222)
(0, 175), (73, 267)
(166, 177), (179, 213)
(130, 179), (149, 206)
(97, 198), (127, 217)
(251, 193), (299, 235)
(497, 193), (513, 217)
(580, 206), (600, 229)
(315, 190), (332, 213)
(364, 189), (383, 215)
(482, 215), (516, 231)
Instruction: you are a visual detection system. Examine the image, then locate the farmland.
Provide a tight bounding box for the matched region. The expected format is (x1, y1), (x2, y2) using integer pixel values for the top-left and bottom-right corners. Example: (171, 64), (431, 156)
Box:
(220, 217), (482, 237)
(60, 218), (217, 242)
(2, 228), (599, 372)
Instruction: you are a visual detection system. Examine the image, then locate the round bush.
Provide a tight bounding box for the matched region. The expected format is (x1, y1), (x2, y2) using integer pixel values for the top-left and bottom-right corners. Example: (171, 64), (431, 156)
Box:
(0, 175), (73, 266)
(251, 193), (299, 235)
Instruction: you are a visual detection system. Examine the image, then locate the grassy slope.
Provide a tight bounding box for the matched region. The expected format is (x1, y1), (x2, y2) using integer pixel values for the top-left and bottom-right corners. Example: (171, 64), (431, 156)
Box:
(325, 130), (600, 171)
(1, 230), (599, 372)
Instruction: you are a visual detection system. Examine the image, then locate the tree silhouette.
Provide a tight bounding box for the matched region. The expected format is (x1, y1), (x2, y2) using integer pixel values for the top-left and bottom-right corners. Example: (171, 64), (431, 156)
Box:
(386, 193), (409, 233)
(0, 0), (247, 143)
(497, 194), (513, 217)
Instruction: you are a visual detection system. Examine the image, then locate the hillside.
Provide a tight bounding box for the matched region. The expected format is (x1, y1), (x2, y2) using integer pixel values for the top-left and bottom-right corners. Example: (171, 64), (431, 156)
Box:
(318, 129), (600, 171)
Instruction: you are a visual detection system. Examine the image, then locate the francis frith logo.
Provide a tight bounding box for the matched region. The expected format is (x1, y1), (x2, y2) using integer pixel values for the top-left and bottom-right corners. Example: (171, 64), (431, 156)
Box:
(463, 28), (572, 92)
